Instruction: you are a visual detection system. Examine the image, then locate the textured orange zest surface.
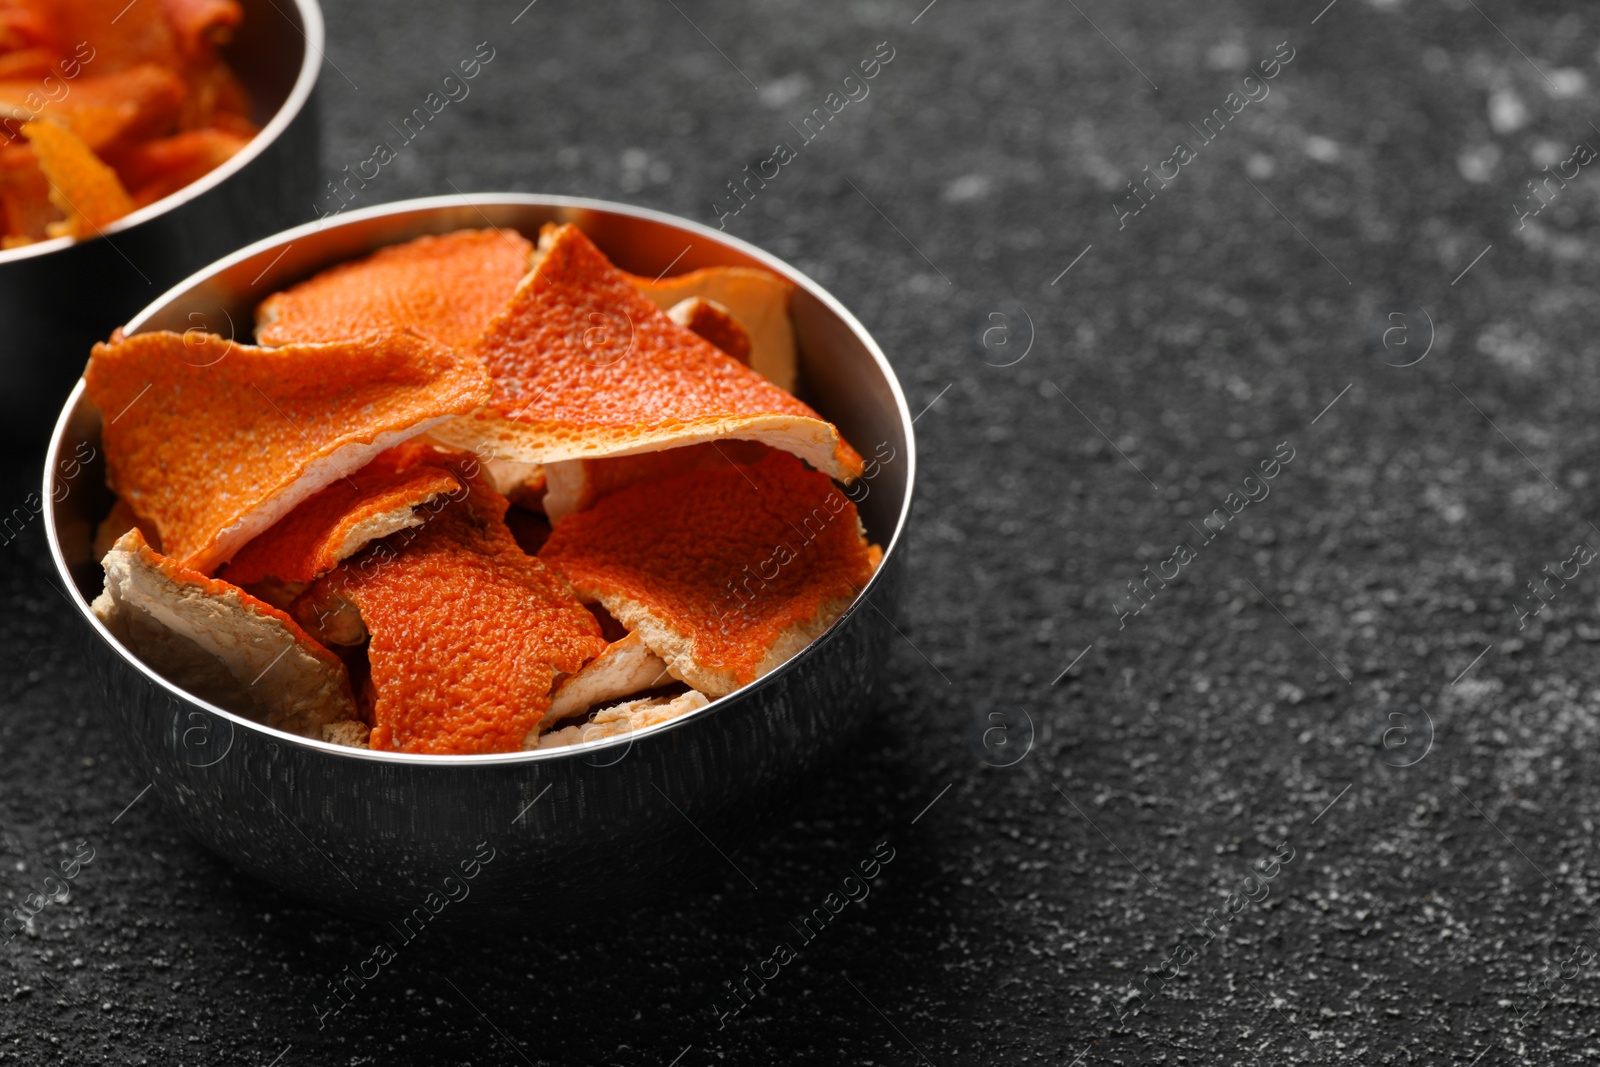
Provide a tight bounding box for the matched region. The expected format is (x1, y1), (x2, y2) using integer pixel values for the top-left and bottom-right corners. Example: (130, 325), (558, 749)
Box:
(218, 442), (463, 587)
(117, 525), (354, 686)
(22, 120), (133, 234)
(303, 475), (605, 755)
(82, 329), (492, 574)
(541, 451), (875, 685)
(471, 224), (862, 475)
(255, 229), (534, 353)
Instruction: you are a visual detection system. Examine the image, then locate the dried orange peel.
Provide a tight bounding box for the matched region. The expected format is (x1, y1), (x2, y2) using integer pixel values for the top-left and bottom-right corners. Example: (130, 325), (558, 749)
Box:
(114, 126), (251, 206)
(540, 450), (879, 697)
(0, 65), (189, 153)
(82, 328), (491, 575)
(537, 630), (671, 736)
(666, 296), (751, 364)
(0, 47), (51, 80)
(293, 474), (606, 755)
(50, 0), (183, 73)
(433, 223), (862, 481)
(0, 0), (255, 247)
(23, 120), (133, 236)
(542, 439), (769, 523)
(255, 229), (535, 353)
(158, 0), (243, 63)
(536, 690), (708, 750)
(93, 527), (359, 736)
(217, 441), (464, 587)
(629, 264), (797, 390)
(0, 5), (53, 54)
(0, 144), (52, 241)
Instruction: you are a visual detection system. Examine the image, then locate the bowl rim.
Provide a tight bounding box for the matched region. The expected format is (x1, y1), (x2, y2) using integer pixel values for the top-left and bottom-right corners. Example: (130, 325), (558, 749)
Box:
(0, 0), (325, 267)
(44, 192), (918, 766)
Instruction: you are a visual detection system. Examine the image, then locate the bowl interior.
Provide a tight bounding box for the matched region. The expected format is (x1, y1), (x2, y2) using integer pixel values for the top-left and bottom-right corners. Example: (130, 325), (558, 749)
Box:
(46, 196), (915, 756)
(226, 0), (317, 129)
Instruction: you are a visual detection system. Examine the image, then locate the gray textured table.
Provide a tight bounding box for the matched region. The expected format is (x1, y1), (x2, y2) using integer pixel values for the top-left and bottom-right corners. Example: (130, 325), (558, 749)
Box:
(5, 0), (1600, 1063)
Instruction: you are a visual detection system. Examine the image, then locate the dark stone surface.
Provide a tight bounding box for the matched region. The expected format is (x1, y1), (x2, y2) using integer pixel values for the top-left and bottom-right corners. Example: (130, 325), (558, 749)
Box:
(5, 0), (1600, 1063)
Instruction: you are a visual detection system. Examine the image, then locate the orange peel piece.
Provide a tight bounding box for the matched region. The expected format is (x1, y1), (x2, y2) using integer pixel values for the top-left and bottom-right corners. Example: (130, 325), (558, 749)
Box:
(179, 58), (252, 131)
(0, 144), (56, 240)
(48, 0), (183, 73)
(321, 720), (371, 748)
(0, 65), (190, 153)
(255, 229), (534, 353)
(217, 441), (464, 587)
(535, 690), (708, 750)
(293, 474), (606, 755)
(82, 328), (492, 575)
(667, 296), (751, 364)
(22, 119), (132, 234)
(114, 126), (250, 206)
(433, 224), (862, 481)
(205, 108), (257, 140)
(0, 4), (53, 53)
(542, 439), (768, 523)
(477, 454), (545, 510)
(629, 264), (797, 390)
(536, 630), (670, 737)
(540, 451), (878, 697)
(158, 0), (242, 62)
(0, 46), (54, 81)
(92, 527), (357, 736)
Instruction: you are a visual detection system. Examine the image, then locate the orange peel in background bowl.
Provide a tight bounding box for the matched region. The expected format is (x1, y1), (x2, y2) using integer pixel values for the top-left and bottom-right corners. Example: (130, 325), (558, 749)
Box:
(0, 0), (258, 247)
(22, 120), (132, 236)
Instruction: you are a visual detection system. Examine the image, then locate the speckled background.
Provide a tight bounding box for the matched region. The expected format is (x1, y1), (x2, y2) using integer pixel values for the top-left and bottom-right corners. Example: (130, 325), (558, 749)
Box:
(5, 0), (1600, 1063)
